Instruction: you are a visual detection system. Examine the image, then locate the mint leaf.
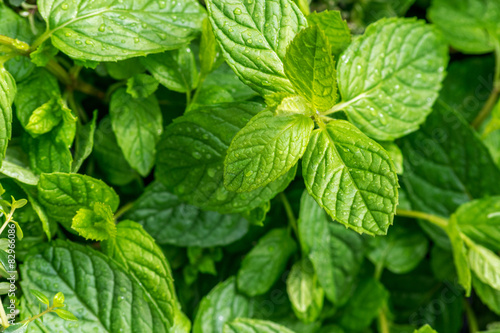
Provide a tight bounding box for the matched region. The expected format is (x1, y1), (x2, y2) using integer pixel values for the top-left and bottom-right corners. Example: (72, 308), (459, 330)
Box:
(37, 172), (119, 226)
(105, 58), (145, 80)
(206, 0), (307, 95)
(37, 0), (205, 61)
(141, 46), (198, 93)
(446, 217), (471, 295)
(110, 88), (162, 176)
(24, 96), (67, 136)
(72, 111), (97, 173)
(20, 240), (168, 332)
(0, 67), (15, 169)
(124, 182), (249, 247)
(336, 18), (448, 140)
(237, 228), (297, 297)
(284, 26), (337, 111)
(428, 0), (500, 54)
(297, 191), (364, 305)
(472, 274), (500, 315)
(224, 318), (295, 333)
(415, 325), (438, 333)
(156, 103), (296, 213)
(102, 221), (186, 331)
(453, 196), (500, 251)
(193, 277), (251, 333)
(199, 18), (224, 77)
(71, 202), (116, 241)
(307, 10), (350, 58)
(126, 74), (159, 99)
(286, 259), (324, 323)
(367, 223), (429, 274)
(468, 244), (500, 291)
(302, 120), (398, 235)
(224, 110), (313, 192)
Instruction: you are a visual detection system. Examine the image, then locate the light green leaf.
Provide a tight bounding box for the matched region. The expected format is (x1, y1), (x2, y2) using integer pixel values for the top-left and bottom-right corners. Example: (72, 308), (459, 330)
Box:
(237, 228), (297, 297)
(124, 182), (249, 247)
(206, 0), (307, 95)
(473, 273), (500, 315)
(102, 221), (187, 331)
(110, 88), (162, 176)
(54, 308), (79, 321)
(3, 323), (29, 333)
(336, 18), (448, 140)
(428, 0), (500, 54)
(446, 217), (471, 295)
(126, 73), (159, 99)
(297, 191), (364, 305)
(0, 159), (38, 186)
(30, 39), (59, 67)
(37, 172), (119, 226)
(379, 141), (403, 174)
(224, 318), (295, 333)
(72, 110), (97, 173)
(105, 58), (145, 80)
(469, 243), (500, 291)
(155, 103), (296, 213)
(302, 120), (398, 235)
(24, 96), (67, 136)
(30, 289), (50, 305)
(71, 202), (117, 241)
(37, 0), (205, 61)
(93, 117), (137, 186)
(286, 258), (324, 323)
(14, 68), (59, 129)
(200, 18), (223, 77)
(141, 46), (198, 93)
(367, 223), (428, 274)
(17, 182), (54, 240)
(0, 67), (16, 169)
(224, 110), (313, 192)
(414, 325), (438, 333)
(338, 278), (388, 331)
(193, 277), (251, 333)
(307, 10), (350, 58)
(453, 196), (500, 251)
(284, 26), (336, 111)
(20, 240), (170, 332)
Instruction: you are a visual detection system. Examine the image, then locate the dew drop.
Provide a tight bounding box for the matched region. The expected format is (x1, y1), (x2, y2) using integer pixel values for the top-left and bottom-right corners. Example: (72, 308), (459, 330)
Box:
(245, 170), (253, 177)
(75, 40), (82, 45)
(192, 152), (202, 159)
(61, 3), (69, 10)
(233, 8), (242, 15)
(85, 39), (94, 45)
(247, 38), (253, 44)
(121, 39), (126, 43)
(158, 0), (166, 8)
(98, 24), (106, 32)
(65, 32), (72, 37)
(207, 168), (216, 178)
(134, 37), (140, 43)
(158, 33), (167, 40)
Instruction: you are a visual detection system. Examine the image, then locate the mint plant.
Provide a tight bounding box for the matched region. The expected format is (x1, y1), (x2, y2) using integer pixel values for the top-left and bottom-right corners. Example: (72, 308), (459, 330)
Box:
(0, 0), (500, 332)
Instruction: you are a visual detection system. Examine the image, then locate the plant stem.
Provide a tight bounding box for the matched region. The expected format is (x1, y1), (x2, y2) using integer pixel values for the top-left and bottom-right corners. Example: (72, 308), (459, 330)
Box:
(0, 34), (30, 56)
(396, 208), (449, 229)
(463, 300), (478, 333)
(0, 297), (9, 328)
(19, 305), (55, 325)
(378, 309), (390, 333)
(471, 40), (500, 129)
(114, 202), (135, 220)
(279, 192), (298, 236)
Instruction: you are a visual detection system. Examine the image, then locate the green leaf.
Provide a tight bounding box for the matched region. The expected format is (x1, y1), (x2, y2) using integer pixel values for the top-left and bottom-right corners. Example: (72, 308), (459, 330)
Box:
(21, 240), (172, 332)
(54, 308), (79, 321)
(446, 217), (471, 295)
(30, 289), (50, 305)
(193, 277), (252, 333)
(93, 118), (137, 186)
(200, 18), (224, 76)
(379, 141), (403, 174)
(468, 243), (500, 291)
(224, 318), (295, 333)
(110, 88), (162, 176)
(415, 325), (438, 333)
(297, 190), (364, 305)
(53, 291), (65, 307)
(473, 273), (500, 315)
(141, 46), (198, 93)
(14, 69), (59, 130)
(428, 0), (500, 54)
(338, 278), (388, 331)
(37, 0), (205, 61)
(72, 110), (97, 173)
(286, 258), (324, 323)
(124, 182), (249, 247)
(102, 221), (186, 331)
(0, 67), (16, 169)
(37, 172), (119, 226)
(237, 228), (297, 297)
(367, 223), (429, 274)
(453, 196), (500, 251)
(24, 96), (68, 136)
(156, 103), (296, 213)
(105, 58), (145, 80)
(224, 110), (313, 192)
(17, 182), (54, 240)
(206, 0), (307, 96)
(3, 323), (29, 333)
(0, 159), (39, 186)
(351, 0), (416, 27)
(306, 10), (350, 58)
(284, 26), (336, 111)
(71, 202), (117, 241)
(336, 18), (448, 140)
(126, 74), (159, 99)
(302, 120), (398, 235)
(30, 39), (59, 67)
